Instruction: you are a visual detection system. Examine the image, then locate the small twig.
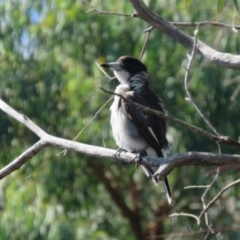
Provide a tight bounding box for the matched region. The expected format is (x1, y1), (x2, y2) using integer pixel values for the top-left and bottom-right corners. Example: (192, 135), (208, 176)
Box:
(96, 62), (115, 80)
(184, 25), (221, 136)
(169, 212), (199, 223)
(145, 227), (239, 239)
(184, 185), (210, 189)
(83, 0), (136, 17)
(199, 167), (220, 228)
(58, 62), (115, 156)
(143, 26), (153, 33)
(198, 178), (240, 222)
(170, 21), (240, 31)
(139, 28), (152, 60)
(230, 84), (240, 101)
(99, 87), (240, 147)
(223, 75), (240, 86)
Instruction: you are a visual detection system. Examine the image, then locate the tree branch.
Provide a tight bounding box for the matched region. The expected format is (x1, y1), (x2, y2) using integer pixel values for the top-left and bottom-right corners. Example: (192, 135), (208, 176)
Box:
(0, 140), (48, 179)
(184, 26), (220, 136)
(99, 87), (240, 147)
(1, 98), (240, 181)
(198, 178), (240, 222)
(128, 0), (240, 69)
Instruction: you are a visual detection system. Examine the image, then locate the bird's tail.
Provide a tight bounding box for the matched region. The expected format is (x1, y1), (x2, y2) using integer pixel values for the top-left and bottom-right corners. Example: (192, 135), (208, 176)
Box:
(138, 165), (172, 204)
(163, 177), (172, 204)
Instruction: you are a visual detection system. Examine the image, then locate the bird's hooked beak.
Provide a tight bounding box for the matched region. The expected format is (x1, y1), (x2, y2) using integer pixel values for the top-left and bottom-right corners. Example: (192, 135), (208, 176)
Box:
(100, 62), (123, 71)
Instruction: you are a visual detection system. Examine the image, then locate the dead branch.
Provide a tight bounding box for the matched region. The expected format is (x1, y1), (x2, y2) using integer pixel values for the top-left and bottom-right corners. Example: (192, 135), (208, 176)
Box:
(100, 87), (240, 147)
(1, 98), (240, 180)
(128, 0), (240, 69)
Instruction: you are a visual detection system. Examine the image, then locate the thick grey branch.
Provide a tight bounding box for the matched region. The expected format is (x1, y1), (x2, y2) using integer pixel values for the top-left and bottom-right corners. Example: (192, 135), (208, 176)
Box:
(150, 152), (240, 180)
(128, 0), (240, 69)
(1, 98), (240, 181)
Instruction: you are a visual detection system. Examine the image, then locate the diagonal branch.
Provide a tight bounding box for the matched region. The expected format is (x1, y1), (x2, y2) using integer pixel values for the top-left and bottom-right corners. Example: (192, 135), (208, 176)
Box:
(0, 99), (47, 138)
(0, 140), (48, 179)
(1, 98), (240, 181)
(184, 26), (220, 136)
(128, 0), (240, 69)
(198, 178), (240, 222)
(100, 87), (240, 147)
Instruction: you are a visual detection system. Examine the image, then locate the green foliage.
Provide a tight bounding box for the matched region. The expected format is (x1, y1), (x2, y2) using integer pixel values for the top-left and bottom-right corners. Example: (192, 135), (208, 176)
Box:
(217, 0), (225, 13)
(0, 0), (240, 239)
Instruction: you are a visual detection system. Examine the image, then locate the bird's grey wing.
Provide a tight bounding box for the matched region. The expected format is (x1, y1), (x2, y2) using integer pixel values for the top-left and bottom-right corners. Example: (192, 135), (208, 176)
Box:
(121, 91), (172, 204)
(122, 91), (163, 156)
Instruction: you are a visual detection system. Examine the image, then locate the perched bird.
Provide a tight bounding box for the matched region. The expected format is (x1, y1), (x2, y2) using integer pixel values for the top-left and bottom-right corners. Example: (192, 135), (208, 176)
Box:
(101, 56), (172, 204)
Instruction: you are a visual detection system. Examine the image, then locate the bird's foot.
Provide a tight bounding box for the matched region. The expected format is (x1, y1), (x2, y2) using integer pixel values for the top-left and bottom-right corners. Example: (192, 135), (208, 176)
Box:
(116, 148), (127, 158)
(133, 150), (147, 168)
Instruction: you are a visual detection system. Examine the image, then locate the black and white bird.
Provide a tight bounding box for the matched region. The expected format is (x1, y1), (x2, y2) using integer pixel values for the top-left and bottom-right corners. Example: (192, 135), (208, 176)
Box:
(101, 56), (172, 204)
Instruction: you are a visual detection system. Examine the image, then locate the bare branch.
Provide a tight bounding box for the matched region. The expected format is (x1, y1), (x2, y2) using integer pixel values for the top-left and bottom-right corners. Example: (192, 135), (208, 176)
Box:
(84, 0), (240, 31)
(200, 168), (220, 228)
(170, 21), (240, 30)
(1, 98), (240, 182)
(169, 212), (199, 223)
(83, 0), (136, 17)
(184, 26), (220, 136)
(198, 178), (240, 222)
(100, 87), (240, 147)
(139, 28), (152, 60)
(145, 227), (240, 239)
(128, 0), (240, 69)
(184, 185), (210, 189)
(0, 140), (48, 180)
(0, 99), (47, 138)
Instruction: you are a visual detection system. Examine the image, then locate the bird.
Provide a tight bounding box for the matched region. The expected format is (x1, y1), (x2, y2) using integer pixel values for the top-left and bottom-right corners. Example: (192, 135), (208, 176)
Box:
(100, 56), (172, 204)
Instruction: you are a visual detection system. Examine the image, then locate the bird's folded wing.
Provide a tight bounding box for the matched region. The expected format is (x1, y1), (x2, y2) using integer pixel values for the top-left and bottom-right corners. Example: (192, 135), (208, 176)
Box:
(121, 91), (164, 157)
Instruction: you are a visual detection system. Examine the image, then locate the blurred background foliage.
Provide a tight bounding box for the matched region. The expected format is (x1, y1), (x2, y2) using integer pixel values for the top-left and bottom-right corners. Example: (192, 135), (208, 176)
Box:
(0, 0), (240, 239)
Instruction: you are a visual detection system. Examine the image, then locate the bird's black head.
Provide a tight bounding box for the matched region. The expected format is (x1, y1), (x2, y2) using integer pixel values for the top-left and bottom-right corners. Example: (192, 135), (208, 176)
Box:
(116, 56), (147, 75)
(100, 56), (148, 84)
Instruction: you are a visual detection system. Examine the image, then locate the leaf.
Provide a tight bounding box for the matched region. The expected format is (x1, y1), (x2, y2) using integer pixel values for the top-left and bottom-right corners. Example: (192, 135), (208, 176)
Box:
(233, 0), (240, 15)
(217, 0), (225, 13)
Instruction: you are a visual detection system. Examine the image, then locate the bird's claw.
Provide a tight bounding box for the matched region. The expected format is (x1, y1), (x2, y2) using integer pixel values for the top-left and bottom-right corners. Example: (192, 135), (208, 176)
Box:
(133, 150), (146, 167)
(134, 153), (141, 168)
(116, 148), (127, 158)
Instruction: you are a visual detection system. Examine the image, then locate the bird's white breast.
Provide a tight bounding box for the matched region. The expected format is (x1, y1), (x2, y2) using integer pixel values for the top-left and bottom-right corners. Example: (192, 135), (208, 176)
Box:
(110, 84), (148, 152)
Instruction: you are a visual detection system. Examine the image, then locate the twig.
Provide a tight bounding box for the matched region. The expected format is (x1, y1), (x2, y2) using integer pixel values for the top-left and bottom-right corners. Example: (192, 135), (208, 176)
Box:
(184, 185), (210, 189)
(58, 62), (115, 156)
(83, 0), (136, 17)
(198, 178), (240, 222)
(169, 212), (199, 223)
(145, 227), (239, 239)
(230, 84), (240, 101)
(96, 62), (115, 80)
(170, 21), (240, 30)
(199, 168), (220, 228)
(139, 28), (152, 60)
(128, 0), (240, 69)
(0, 99), (47, 138)
(84, 0), (240, 31)
(99, 87), (240, 147)
(184, 25), (220, 136)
